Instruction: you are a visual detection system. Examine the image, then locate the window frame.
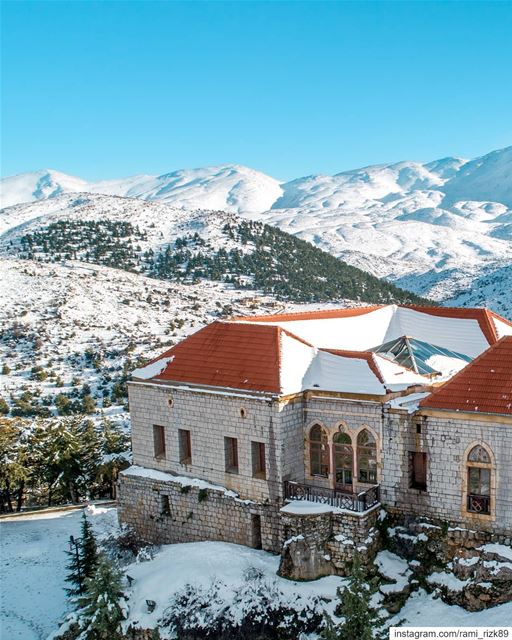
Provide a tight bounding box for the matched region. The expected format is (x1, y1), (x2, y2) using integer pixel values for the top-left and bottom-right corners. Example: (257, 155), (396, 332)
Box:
(356, 429), (377, 484)
(409, 451), (427, 491)
(309, 424), (330, 478)
(224, 436), (239, 474)
(178, 428), (192, 465)
(251, 441), (266, 480)
(333, 431), (353, 487)
(153, 424), (166, 460)
(466, 445), (492, 516)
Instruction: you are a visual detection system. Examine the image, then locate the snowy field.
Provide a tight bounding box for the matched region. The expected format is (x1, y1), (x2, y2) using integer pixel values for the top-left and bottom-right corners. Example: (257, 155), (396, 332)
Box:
(1, 508), (511, 640)
(0, 507), (119, 640)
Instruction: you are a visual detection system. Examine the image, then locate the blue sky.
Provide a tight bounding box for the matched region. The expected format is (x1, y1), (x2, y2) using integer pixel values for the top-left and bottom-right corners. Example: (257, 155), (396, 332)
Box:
(2, 1), (511, 181)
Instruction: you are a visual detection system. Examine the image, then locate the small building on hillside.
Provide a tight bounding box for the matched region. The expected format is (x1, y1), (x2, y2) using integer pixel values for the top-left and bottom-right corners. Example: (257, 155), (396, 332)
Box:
(118, 304), (512, 579)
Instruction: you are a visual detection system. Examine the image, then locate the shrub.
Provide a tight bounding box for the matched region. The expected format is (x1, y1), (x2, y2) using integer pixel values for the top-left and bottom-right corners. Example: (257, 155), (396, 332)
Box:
(159, 568), (323, 640)
(0, 397), (9, 415)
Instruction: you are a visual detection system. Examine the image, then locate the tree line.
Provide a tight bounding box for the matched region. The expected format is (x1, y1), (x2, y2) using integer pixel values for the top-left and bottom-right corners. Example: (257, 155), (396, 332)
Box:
(15, 217), (430, 305)
(0, 416), (129, 512)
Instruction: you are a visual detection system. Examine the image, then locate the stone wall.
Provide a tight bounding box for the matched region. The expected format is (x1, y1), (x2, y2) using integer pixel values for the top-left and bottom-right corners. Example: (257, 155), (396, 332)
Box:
(118, 470), (283, 552)
(128, 381), (291, 503)
(278, 505), (381, 579)
(328, 507), (380, 570)
(381, 408), (512, 536)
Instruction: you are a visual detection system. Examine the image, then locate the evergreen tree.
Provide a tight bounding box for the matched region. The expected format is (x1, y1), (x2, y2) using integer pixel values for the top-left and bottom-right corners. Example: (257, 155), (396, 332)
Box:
(76, 419), (102, 498)
(77, 554), (125, 640)
(322, 555), (380, 640)
(65, 535), (85, 598)
(0, 419), (28, 512)
(65, 511), (98, 598)
(97, 419), (129, 498)
(80, 511), (99, 581)
(0, 397), (9, 416)
(81, 394), (96, 414)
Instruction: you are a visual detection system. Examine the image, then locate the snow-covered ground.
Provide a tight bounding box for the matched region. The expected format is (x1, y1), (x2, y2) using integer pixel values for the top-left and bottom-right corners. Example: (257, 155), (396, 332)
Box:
(0, 256), (285, 414)
(0, 506), (119, 640)
(2, 145), (511, 313)
(1, 509), (510, 640)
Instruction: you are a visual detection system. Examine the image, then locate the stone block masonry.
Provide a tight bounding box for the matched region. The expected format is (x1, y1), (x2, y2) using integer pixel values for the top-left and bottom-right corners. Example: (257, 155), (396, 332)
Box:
(278, 503), (380, 579)
(118, 468), (283, 553)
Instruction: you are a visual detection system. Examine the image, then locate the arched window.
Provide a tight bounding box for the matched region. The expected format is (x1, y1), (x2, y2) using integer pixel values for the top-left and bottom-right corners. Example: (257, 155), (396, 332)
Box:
(466, 445), (492, 515)
(309, 424), (329, 477)
(333, 431), (353, 489)
(357, 429), (377, 484)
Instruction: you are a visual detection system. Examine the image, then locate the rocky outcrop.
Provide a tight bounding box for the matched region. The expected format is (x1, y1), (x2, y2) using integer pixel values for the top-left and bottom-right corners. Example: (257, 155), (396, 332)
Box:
(385, 515), (512, 611)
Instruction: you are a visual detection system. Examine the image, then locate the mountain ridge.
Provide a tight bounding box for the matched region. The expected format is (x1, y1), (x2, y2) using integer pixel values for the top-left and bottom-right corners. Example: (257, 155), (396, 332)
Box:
(2, 146), (510, 211)
(1, 145), (511, 314)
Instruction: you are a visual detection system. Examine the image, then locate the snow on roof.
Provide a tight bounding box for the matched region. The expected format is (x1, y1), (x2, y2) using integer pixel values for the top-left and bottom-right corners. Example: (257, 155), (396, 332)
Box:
(132, 305), (512, 398)
(132, 356), (174, 380)
(419, 336), (512, 416)
(235, 304), (512, 357)
(133, 321), (430, 396)
(491, 313), (512, 340)
(387, 392), (431, 413)
(302, 349), (386, 395)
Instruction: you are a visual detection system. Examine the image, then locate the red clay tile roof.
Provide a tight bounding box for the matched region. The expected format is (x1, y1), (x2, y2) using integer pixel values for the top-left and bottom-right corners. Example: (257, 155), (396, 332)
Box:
(232, 306), (383, 323)
(322, 349), (385, 383)
(143, 321), (282, 393)
(419, 336), (512, 416)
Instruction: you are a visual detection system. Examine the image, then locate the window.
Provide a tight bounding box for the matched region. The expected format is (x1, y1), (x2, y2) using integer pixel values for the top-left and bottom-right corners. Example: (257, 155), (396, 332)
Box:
(466, 445), (492, 515)
(178, 429), (192, 464)
(224, 437), (239, 474)
(160, 494), (170, 516)
(153, 425), (166, 459)
(309, 424), (329, 477)
(357, 429), (377, 484)
(409, 452), (427, 490)
(333, 431), (352, 487)
(251, 441), (266, 479)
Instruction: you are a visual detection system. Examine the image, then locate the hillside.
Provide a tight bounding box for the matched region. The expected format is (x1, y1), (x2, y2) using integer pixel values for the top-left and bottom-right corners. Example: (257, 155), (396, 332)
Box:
(0, 193), (426, 305)
(0, 256), (285, 419)
(0, 192), (428, 421)
(1, 145), (511, 312)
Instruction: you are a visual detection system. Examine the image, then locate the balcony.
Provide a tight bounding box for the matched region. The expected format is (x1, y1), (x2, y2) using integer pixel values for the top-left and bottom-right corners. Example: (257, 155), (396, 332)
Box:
(283, 480), (380, 513)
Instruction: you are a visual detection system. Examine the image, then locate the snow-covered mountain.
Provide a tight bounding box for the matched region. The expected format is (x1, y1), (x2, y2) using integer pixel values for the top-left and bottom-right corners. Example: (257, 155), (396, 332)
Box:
(0, 164), (282, 214)
(1, 145), (511, 313)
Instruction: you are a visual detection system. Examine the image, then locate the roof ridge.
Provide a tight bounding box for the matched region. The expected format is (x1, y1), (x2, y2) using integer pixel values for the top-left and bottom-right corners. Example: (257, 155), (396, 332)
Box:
(279, 326), (316, 348)
(229, 305), (384, 323)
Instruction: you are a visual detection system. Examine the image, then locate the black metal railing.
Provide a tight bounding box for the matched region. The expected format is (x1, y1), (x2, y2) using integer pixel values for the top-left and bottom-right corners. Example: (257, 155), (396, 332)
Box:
(467, 494), (490, 515)
(284, 480), (380, 513)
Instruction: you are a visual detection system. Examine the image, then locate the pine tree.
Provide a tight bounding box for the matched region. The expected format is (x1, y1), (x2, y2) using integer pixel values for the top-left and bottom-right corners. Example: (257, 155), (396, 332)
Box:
(65, 511), (98, 598)
(76, 419), (102, 498)
(78, 554), (125, 640)
(65, 536), (84, 597)
(80, 511), (99, 581)
(322, 555), (380, 640)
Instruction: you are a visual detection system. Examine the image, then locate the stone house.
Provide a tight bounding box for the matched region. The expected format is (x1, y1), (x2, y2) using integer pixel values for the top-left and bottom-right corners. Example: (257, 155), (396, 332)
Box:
(118, 304), (512, 578)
